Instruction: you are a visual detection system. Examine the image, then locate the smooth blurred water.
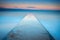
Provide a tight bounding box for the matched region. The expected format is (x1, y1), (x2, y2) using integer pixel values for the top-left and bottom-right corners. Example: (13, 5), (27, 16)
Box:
(0, 10), (60, 40)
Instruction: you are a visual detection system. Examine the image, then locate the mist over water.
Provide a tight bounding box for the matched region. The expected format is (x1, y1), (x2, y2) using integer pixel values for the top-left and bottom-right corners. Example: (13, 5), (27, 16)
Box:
(0, 11), (60, 40)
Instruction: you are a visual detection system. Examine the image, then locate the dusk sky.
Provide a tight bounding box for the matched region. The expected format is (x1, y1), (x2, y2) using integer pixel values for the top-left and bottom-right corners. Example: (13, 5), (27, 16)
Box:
(0, 0), (60, 10)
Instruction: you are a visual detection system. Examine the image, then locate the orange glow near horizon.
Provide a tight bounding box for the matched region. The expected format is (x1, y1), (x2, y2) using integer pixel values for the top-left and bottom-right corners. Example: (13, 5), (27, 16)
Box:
(0, 4), (60, 10)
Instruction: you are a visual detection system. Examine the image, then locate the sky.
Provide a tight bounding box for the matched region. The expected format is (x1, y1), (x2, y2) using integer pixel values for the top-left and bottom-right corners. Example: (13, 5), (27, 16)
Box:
(0, 0), (59, 3)
(0, 0), (60, 10)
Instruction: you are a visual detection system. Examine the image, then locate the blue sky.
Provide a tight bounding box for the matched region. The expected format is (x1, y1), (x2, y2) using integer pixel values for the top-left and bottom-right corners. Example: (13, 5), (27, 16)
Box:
(0, 0), (59, 4)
